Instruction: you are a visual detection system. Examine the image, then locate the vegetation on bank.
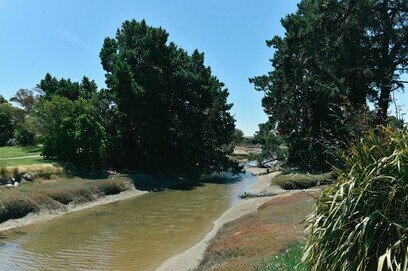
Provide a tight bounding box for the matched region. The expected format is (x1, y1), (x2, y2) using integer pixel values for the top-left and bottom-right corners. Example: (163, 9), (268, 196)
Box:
(0, 19), (239, 177)
(304, 127), (408, 271)
(251, 0), (406, 171)
(271, 171), (333, 190)
(0, 177), (132, 223)
(195, 192), (317, 271)
(0, 163), (65, 181)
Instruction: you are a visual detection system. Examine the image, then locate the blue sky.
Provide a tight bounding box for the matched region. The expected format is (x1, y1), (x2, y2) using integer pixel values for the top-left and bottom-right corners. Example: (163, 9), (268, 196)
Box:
(0, 0), (406, 135)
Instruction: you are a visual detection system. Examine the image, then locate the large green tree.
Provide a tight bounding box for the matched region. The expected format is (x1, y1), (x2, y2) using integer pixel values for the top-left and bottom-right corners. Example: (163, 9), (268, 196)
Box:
(251, 0), (407, 170)
(0, 102), (15, 146)
(10, 89), (39, 145)
(100, 19), (237, 176)
(38, 74), (97, 100)
(30, 96), (106, 168)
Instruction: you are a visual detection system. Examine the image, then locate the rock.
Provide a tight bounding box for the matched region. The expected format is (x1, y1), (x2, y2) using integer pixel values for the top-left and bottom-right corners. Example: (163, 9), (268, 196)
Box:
(5, 184), (13, 188)
(13, 182), (19, 187)
(22, 173), (34, 182)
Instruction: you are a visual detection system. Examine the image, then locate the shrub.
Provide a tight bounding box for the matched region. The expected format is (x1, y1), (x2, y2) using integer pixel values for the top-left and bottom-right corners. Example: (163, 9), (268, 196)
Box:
(45, 187), (94, 204)
(272, 171), (333, 190)
(94, 179), (130, 196)
(303, 127), (408, 271)
(0, 196), (39, 223)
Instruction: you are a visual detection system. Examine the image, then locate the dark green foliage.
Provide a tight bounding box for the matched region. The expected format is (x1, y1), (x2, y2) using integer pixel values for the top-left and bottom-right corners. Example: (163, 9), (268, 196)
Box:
(0, 95), (7, 104)
(74, 114), (106, 168)
(100, 19), (237, 176)
(249, 122), (287, 167)
(14, 125), (35, 146)
(38, 73), (97, 100)
(30, 96), (106, 169)
(251, 0), (407, 170)
(9, 89), (38, 146)
(0, 103), (15, 146)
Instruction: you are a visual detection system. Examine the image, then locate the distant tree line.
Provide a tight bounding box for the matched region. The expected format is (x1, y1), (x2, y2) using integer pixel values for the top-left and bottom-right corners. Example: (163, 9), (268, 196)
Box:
(1, 20), (238, 176)
(252, 0), (407, 170)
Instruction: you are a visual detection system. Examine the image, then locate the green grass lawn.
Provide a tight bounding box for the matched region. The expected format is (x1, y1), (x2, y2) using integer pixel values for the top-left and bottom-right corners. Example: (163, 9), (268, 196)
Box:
(0, 157), (53, 167)
(0, 146), (42, 159)
(0, 146), (49, 167)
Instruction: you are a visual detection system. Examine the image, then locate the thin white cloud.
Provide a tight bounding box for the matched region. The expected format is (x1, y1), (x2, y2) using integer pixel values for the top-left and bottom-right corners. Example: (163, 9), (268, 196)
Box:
(55, 30), (97, 55)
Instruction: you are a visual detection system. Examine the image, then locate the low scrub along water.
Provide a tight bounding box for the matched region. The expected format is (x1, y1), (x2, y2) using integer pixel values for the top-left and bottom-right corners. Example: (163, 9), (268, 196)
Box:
(0, 173), (254, 271)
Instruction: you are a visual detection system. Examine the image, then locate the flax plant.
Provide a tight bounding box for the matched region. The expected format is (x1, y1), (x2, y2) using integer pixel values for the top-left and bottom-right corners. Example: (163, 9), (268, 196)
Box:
(303, 126), (408, 271)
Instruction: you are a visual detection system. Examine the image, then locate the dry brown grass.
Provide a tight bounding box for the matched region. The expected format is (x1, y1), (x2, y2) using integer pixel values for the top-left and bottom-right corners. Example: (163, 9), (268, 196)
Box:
(0, 163), (65, 180)
(196, 192), (319, 271)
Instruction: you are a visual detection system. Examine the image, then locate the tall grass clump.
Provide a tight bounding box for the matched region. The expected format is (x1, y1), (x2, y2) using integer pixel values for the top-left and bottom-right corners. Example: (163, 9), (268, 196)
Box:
(303, 126), (408, 271)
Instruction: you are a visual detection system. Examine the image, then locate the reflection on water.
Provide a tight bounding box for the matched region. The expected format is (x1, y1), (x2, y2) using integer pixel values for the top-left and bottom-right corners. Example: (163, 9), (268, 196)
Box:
(0, 173), (254, 271)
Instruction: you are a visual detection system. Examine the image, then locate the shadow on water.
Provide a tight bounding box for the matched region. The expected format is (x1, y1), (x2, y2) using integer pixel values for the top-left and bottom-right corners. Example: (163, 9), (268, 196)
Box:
(125, 172), (252, 192)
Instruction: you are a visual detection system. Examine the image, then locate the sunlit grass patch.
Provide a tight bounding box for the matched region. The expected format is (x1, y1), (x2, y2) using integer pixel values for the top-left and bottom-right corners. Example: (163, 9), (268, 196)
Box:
(0, 146), (42, 159)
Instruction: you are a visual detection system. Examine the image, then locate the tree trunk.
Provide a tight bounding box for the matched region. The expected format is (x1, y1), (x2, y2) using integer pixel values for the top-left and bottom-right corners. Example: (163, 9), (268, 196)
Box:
(376, 0), (393, 124)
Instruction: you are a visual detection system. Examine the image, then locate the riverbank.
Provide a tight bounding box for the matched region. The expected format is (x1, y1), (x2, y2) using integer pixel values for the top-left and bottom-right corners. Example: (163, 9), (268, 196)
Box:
(0, 187), (147, 232)
(157, 167), (322, 271)
(196, 189), (320, 270)
(0, 167), (151, 232)
(157, 169), (285, 271)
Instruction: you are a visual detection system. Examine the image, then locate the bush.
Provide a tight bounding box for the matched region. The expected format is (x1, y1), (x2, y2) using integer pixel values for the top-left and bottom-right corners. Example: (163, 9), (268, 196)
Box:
(94, 179), (130, 196)
(272, 171), (333, 190)
(0, 196), (39, 223)
(44, 187), (94, 204)
(303, 127), (408, 271)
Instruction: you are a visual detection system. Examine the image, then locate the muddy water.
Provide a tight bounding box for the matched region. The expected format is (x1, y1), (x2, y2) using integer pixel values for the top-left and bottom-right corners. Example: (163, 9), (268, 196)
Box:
(0, 173), (254, 271)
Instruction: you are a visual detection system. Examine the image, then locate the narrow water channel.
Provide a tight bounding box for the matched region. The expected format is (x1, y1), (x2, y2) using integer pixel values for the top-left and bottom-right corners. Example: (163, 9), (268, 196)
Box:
(0, 173), (255, 271)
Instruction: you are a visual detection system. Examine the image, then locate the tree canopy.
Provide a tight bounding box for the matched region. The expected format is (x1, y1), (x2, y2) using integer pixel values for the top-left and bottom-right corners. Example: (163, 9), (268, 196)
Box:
(100, 19), (237, 176)
(38, 73), (98, 100)
(251, 0), (407, 170)
(16, 19), (237, 174)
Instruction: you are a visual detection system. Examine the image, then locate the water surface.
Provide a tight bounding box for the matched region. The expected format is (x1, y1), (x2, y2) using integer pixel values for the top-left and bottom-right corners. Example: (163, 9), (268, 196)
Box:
(0, 173), (254, 271)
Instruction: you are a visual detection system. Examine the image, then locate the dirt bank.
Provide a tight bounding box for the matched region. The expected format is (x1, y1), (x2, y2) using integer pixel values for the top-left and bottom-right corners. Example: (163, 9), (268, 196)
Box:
(196, 190), (320, 270)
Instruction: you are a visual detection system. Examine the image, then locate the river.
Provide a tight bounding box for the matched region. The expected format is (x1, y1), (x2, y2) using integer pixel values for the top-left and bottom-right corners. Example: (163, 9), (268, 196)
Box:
(0, 173), (255, 271)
